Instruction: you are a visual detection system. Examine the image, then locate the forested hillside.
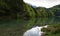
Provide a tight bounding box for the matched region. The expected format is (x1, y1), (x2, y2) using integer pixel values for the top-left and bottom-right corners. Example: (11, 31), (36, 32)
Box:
(23, 3), (60, 17)
(0, 0), (23, 19)
(0, 0), (60, 19)
(49, 5), (60, 17)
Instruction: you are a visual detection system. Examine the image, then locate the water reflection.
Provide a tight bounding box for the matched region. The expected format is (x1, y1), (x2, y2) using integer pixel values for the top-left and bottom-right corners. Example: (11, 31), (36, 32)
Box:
(21, 17), (60, 36)
(23, 25), (48, 36)
(0, 18), (60, 36)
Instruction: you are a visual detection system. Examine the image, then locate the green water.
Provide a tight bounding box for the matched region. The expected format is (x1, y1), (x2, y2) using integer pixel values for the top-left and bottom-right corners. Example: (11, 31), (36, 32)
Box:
(0, 17), (60, 36)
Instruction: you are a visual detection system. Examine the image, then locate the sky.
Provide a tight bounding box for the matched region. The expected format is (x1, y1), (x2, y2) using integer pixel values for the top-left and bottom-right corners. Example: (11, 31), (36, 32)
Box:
(23, 0), (60, 8)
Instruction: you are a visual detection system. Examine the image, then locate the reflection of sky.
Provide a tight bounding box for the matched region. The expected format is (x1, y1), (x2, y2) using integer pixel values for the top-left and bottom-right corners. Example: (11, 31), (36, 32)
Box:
(23, 26), (42, 36)
(23, 25), (48, 36)
(23, 0), (60, 8)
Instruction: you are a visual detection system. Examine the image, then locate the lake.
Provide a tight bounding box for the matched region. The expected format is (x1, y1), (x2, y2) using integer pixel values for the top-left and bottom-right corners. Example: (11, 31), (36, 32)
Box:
(0, 17), (60, 36)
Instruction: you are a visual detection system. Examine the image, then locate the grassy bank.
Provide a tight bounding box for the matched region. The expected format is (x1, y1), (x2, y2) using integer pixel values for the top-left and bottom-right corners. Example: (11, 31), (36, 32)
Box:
(42, 23), (60, 36)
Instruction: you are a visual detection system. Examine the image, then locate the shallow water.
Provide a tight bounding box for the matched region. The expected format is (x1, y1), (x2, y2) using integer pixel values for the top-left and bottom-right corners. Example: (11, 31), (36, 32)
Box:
(0, 17), (60, 36)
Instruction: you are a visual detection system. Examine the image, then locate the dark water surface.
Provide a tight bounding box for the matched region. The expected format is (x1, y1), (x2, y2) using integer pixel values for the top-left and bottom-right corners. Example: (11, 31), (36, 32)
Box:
(0, 17), (60, 36)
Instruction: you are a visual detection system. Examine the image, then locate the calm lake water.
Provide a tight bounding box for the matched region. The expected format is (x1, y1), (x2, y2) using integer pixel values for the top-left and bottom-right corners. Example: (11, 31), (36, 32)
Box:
(0, 17), (60, 36)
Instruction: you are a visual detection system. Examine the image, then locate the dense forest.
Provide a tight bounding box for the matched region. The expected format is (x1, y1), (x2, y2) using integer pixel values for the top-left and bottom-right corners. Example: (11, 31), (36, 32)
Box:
(0, 0), (60, 19)
(0, 0), (23, 19)
(24, 4), (60, 18)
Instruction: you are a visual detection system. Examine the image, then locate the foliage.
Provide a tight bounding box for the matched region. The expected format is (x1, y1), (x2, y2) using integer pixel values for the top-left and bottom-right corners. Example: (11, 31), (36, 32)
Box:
(23, 3), (35, 18)
(23, 4), (60, 18)
(0, 0), (60, 19)
(41, 23), (60, 36)
(0, 0), (23, 19)
(49, 5), (60, 17)
(35, 7), (48, 17)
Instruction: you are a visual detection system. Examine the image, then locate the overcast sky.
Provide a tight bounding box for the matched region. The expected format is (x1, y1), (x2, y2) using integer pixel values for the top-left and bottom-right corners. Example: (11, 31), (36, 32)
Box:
(23, 0), (60, 8)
